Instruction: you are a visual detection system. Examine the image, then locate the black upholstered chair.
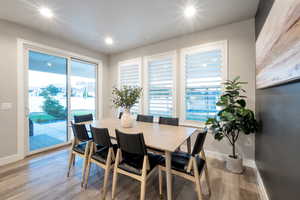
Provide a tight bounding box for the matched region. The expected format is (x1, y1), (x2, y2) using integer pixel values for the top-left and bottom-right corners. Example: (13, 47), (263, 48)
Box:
(112, 129), (162, 200)
(83, 127), (117, 197)
(74, 113), (93, 123)
(67, 122), (92, 186)
(118, 112), (123, 119)
(159, 116), (179, 126)
(74, 114), (93, 133)
(136, 114), (154, 123)
(158, 130), (211, 200)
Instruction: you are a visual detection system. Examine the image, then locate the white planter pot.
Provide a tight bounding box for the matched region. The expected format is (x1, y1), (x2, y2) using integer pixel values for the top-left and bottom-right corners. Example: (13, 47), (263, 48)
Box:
(226, 155), (243, 174)
(120, 109), (133, 128)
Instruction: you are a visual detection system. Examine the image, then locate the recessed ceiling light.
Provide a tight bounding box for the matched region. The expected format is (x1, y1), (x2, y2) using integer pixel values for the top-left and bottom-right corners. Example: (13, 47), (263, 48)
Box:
(105, 37), (114, 45)
(39, 7), (54, 18)
(184, 5), (197, 19)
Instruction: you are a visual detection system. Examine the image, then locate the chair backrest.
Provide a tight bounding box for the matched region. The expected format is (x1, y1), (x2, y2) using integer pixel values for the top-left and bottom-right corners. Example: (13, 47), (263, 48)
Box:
(118, 112), (123, 119)
(136, 114), (154, 123)
(74, 114), (93, 123)
(71, 122), (90, 142)
(159, 117), (179, 126)
(115, 129), (147, 156)
(191, 130), (208, 156)
(90, 126), (112, 147)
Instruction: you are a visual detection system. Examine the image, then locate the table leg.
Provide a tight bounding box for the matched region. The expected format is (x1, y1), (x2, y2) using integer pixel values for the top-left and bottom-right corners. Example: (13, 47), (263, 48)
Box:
(165, 151), (172, 200)
(187, 137), (191, 154)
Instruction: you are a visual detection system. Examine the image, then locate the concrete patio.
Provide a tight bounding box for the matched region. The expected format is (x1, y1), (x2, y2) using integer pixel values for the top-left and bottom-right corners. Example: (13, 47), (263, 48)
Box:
(29, 121), (67, 151)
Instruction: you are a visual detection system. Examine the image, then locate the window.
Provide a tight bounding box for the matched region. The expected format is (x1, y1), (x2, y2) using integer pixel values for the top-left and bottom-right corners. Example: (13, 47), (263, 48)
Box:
(181, 41), (227, 123)
(70, 59), (97, 118)
(118, 58), (142, 114)
(25, 45), (101, 154)
(144, 52), (176, 118)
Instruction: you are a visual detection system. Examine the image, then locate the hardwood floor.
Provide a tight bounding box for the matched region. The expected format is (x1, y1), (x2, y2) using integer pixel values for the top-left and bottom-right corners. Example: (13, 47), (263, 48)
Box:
(0, 147), (260, 200)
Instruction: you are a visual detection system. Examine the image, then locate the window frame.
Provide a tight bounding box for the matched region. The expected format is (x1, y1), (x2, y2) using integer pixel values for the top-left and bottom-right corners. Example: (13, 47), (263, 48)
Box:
(143, 51), (177, 119)
(17, 39), (103, 157)
(179, 40), (228, 126)
(117, 57), (143, 114)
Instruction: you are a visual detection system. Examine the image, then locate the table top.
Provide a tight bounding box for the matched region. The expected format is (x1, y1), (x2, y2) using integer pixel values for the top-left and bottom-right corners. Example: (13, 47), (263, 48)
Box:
(83, 118), (199, 152)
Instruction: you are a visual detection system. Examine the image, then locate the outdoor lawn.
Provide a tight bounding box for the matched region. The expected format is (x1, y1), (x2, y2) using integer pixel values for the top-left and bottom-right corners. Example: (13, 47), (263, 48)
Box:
(29, 110), (95, 124)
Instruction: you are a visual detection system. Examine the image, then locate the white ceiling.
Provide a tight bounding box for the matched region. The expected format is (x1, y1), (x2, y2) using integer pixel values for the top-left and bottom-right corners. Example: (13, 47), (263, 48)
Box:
(0, 0), (259, 54)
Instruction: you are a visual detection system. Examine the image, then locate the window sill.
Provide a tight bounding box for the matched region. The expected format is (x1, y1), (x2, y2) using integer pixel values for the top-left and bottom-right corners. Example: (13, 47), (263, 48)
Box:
(180, 121), (206, 129)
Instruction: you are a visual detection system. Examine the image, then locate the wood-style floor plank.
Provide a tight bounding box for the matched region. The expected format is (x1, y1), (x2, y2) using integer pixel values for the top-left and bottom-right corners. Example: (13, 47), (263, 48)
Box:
(0, 147), (260, 200)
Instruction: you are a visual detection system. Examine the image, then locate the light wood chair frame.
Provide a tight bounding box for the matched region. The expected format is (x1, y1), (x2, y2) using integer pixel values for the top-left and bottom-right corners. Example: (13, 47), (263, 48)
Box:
(67, 138), (92, 187)
(158, 150), (211, 200)
(83, 142), (116, 198)
(111, 148), (158, 200)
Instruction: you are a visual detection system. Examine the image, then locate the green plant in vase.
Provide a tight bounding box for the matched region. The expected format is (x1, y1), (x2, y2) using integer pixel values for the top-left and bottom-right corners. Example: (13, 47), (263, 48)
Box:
(112, 86), (142, 128)
(205, 76), (258, 173)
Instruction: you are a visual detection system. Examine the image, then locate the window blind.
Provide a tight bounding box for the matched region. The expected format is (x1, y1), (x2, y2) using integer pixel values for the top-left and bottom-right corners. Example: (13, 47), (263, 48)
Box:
(119, 62), (140, 114)
(148, 57), (173, 117)
(184, 48), (223, 122)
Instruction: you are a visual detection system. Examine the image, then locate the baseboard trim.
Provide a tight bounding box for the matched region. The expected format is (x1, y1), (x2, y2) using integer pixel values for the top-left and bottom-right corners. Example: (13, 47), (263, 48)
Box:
(0, 154), (23, 166)
(254, 163), (270, 200)
(204, 150), (269, 200)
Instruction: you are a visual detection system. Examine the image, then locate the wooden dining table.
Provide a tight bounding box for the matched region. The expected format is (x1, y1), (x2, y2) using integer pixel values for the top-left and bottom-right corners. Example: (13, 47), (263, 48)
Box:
(87, 118), (199, 200)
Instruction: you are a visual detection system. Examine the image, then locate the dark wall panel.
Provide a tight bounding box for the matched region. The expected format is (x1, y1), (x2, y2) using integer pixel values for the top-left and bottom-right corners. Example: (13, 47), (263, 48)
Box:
(256, 82), (300, 199)
(255, 0), (300, 199)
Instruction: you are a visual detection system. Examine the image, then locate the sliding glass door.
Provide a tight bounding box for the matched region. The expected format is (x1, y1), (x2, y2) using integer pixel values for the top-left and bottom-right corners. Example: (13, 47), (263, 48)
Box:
(70, 59), (97, 118)
(27, 50), (98, 153)
(28, 51), (68, 152)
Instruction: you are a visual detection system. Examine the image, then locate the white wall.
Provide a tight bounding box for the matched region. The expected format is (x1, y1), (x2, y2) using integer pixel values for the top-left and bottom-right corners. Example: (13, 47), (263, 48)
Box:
(0, 19), (108, 159)
(107, 19), (256, 160)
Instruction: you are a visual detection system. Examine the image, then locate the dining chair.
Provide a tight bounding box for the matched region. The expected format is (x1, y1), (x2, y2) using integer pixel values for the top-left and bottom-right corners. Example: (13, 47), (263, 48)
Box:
(83, 126), (118, 197)
(118, 112), (123, 119)
(74, 113), (93, 133)
(74, 113), (93, 123)
(136, 114), (154, 123)
(158, 116), (179, 126)
(112, 129), (162, 200)
(67, 122), (92, 187)
(158, 130), (211, 200)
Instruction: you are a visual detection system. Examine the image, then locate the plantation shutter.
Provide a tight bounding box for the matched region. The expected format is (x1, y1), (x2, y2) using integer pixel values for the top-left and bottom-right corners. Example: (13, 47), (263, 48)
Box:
(184, 48), (223, 122)
(148, 57), (174, 117)
(119, 61), (140, 114)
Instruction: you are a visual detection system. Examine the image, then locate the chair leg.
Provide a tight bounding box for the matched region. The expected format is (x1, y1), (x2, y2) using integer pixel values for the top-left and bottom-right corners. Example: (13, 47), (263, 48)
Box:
(81, 142), (91, 187)
(112, 149), (120, 199)
(102, 149), (112, 198)
(81, 157), (88, 187)
(111, 169), (118, 199)
(193, 158), (204, 200)
(204, 164), (211, 196)
(140, 179), (147, 200)
(158, 167), (163, 198)
(140, 156), (148, 200)
(73, 157), (75, 166)
(67, 153), (75, 177)
(83, 159), (91, 189)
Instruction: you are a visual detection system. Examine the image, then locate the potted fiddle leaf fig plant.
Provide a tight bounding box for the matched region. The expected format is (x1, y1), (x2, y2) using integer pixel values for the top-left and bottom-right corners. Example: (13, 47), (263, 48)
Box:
(205, 77), (258, 173)
(112, 86), (142, 128)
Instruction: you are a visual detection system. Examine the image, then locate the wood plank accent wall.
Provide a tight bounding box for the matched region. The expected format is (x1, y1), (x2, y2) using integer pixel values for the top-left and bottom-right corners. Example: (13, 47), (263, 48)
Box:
(255, 0), (300, 199)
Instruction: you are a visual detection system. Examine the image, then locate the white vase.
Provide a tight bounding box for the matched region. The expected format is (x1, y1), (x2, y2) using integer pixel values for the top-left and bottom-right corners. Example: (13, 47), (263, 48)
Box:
(225, 155), (243, 174)
(120, 109), (133, 128)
